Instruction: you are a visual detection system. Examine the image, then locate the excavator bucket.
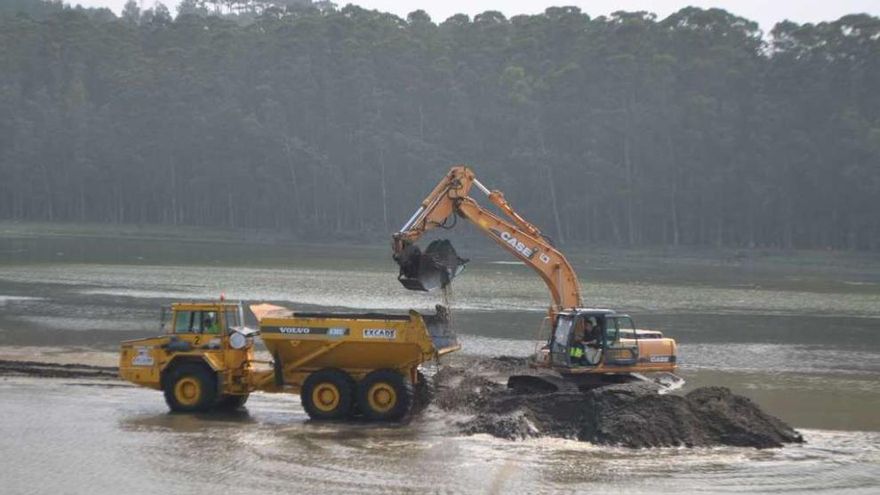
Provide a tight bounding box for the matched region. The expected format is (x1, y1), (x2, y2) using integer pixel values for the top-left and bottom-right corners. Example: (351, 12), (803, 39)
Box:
(396, 239), (468, 292)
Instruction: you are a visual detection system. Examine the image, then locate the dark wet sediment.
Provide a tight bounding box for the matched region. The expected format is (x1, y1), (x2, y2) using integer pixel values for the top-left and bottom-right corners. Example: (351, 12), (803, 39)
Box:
(0, 360), (118, 379)
(432, 356), (804, 449)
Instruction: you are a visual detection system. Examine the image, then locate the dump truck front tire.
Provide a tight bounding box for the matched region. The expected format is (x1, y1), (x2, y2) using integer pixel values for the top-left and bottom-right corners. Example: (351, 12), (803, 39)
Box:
(163, 363), (218, 413)
(301, 369), (355, 420)
(357, 369), (413, 421)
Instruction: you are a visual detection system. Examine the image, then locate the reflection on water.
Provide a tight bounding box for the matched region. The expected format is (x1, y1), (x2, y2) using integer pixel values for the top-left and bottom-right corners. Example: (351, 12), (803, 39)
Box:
(123, 409), (258, 431)
(2, 377), (879, 495)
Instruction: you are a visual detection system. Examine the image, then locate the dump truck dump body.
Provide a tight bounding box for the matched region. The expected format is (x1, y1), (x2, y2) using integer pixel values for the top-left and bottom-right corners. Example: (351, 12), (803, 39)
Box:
(255, 305), (460, 389)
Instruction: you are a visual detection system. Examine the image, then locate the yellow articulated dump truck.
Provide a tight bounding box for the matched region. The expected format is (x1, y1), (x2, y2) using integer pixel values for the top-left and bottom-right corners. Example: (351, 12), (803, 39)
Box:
(119, 301), (459, 421)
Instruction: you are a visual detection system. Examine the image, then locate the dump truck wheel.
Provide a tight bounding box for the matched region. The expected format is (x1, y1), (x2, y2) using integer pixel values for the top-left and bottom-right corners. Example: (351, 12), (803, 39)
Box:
(357, 369), (413, 421)
(163, 363), (218, 413)
(215, 394), (249, 410)
(301, 369), (354, 420)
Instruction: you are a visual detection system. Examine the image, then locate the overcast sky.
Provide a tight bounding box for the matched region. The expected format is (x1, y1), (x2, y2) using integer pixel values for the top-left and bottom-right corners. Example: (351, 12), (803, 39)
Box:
(72, 1), (880, 32)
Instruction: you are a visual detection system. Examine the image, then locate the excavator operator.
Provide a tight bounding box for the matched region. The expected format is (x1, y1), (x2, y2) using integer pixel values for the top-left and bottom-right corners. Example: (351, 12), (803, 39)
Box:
(570, 317), (601, 366)
(584, 318), (602, 364)
(569, 318), (587, 364)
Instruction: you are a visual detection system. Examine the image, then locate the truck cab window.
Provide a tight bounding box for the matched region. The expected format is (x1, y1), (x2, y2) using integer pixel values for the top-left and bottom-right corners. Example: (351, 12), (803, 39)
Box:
(224, 308), (241, 329)
(203, 311), (220, 334)
(174, 311), (194, 333)
(174, 311), (216, 334)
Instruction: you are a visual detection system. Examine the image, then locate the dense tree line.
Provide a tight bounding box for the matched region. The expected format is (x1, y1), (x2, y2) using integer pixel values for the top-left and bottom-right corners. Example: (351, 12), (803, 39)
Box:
(1, 1), (878, 249)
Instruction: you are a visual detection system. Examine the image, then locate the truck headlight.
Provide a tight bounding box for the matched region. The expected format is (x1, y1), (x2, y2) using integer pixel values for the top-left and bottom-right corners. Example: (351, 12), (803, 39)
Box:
(229, 332), (248, 350)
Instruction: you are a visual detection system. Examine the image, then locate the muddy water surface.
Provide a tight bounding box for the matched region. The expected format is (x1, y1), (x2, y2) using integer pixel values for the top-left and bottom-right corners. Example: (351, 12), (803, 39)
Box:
(2, 376), (879, 494)
(1, 233), (880, 493)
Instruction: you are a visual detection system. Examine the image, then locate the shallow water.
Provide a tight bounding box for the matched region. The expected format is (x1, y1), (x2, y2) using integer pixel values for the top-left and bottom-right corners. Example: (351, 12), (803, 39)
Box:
(1, 234), (879, 492)
(1, 376), (878, 495)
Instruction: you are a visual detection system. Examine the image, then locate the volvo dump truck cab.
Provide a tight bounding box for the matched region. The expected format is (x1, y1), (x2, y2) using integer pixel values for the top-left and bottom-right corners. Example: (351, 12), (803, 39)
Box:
(119, 301), (257, 412)
(119, 301), (458, 420)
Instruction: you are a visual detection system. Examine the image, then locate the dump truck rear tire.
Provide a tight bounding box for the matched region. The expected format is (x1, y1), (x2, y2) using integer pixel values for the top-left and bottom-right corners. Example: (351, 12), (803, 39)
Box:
(216, 394), (249, 410)
(163, 363), (218, 413)
(357, 369), (413, 421)
(301, 369), (355, 420)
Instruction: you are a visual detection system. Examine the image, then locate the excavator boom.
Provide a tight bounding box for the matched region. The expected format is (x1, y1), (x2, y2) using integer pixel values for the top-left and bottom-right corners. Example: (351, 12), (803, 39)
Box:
(392, 165), (582, 318)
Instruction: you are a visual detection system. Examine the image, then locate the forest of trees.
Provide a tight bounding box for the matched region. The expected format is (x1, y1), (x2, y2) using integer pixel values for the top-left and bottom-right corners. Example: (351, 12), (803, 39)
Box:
(1, 0), (879, 249)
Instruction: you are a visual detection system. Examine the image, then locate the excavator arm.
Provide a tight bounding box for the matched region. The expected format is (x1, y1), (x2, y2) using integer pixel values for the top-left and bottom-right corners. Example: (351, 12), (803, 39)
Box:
(393, 166), (583, 318)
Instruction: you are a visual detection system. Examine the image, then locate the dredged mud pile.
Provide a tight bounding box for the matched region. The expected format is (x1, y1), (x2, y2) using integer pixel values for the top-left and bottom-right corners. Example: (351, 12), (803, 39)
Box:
(0, 359), (118, 379)
(431, 356), (803, 449)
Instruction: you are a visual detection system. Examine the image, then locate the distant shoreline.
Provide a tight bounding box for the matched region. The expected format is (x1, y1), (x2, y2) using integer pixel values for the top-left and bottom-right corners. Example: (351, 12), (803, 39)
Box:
(5, 219), (880, 254)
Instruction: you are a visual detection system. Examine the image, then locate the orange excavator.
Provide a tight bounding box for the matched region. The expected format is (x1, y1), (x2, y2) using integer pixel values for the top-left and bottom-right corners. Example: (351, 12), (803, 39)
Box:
(392, 165), (681, 390)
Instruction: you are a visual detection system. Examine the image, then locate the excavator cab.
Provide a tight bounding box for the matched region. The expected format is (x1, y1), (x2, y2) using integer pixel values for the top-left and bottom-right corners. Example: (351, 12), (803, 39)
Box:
(546, 310), (642, 368)
(395, 239), (467, 291)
